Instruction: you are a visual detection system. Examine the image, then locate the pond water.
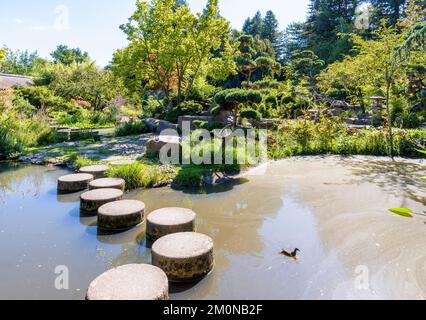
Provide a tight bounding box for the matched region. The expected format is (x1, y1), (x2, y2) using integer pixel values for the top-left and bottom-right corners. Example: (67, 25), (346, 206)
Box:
(0, 156), (425, 300)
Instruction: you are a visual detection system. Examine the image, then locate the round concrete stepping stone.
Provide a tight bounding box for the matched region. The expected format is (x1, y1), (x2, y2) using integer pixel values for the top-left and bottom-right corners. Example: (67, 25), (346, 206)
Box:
(57, 173), (94, 193)
(152, 232), (214, 282)
(86, 264), (168, 300)
(147, 207), (196, 240)
(79, 165), (109, 179)
(98, 200), (145, 231)
(89, 178), (125, 191)
(80, 188), (123, 214)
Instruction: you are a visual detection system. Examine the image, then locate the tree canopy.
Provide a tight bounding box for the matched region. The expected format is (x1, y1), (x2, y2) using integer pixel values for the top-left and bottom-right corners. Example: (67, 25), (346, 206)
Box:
(113, 0), (236, 105)
(51, 45), (90, 66)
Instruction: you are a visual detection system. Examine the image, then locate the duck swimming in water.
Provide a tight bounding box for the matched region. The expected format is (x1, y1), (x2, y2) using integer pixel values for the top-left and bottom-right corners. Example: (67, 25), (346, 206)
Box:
(280, 248), (300, 259)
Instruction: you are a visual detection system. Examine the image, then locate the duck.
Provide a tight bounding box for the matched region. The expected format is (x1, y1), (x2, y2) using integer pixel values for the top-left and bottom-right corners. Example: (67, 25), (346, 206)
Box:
(280, 248), (300, 259)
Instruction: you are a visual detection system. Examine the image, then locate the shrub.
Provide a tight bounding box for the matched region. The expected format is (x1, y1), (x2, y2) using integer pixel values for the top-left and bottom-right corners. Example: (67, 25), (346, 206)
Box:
(267, 118), (426, 159)
(240, 108), (262, 120)
(115, 121), (149, 137)
(165, 100), (204, 123)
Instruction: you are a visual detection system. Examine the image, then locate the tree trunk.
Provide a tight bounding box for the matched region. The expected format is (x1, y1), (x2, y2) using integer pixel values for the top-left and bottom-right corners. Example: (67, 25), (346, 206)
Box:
(357, 88), (365, 114)
(385, 80), (395, 160)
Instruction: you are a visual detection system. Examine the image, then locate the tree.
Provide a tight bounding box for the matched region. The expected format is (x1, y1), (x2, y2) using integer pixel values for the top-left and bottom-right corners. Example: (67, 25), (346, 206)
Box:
(0, 48), (6, 70)
(370, 0), (407, 27)
(214, 88), (262, 128)
(235, 35), (280, 83)
(288, 50), (324, 90)
(279, 22), (307, 63)
(261, 11), (281, 55)
(114, 0), (236, 106)
(47, 63), (121, 111)
(51, 45), (89, 65)
(0, 48), (47, 76)
(318, 54), (370, 111)
(305, 0), (359, 64)
(242, 11), (263, 37)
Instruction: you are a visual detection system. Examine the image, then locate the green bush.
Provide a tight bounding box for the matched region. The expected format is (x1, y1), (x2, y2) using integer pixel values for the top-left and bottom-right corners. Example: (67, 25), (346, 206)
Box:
(115, 121), (149, 136)
(240, 108), (262, 120)
(165, 100), (204, 123)
(268, 118), (426, 159)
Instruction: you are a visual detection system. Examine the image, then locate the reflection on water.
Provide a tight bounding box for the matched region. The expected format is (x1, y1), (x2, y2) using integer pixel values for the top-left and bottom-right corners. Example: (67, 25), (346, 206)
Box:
(0, 156), (425, 300)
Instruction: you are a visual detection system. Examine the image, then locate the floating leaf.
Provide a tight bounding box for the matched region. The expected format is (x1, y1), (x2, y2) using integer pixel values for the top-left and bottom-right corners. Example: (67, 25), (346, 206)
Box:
(416, 149), (426, 155)
(389, 208), (414, 218)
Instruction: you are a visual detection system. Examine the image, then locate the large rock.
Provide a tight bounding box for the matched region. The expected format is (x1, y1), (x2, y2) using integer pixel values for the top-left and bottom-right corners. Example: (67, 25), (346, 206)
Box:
(145, 136), (181, 155)
(98, 200), (145, 231)
(79, 165), (109, 179)
(58, 173), (94, 193)
(145, 118), (161, 132)
(152, 232), (214, 282)
(86, 264), (169, 300)
(147, 207), (196, 240)
(80, 188), (123, 214)
(89, 178), (125, 191)
(156, 120), (178, 134)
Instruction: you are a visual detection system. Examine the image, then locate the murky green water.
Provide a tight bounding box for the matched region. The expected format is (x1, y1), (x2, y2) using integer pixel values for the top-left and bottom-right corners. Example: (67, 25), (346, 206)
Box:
(0, 156), (425, 300)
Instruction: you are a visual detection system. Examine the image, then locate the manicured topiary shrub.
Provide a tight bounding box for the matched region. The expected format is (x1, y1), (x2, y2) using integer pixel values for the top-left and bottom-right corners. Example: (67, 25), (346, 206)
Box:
(214, 89), (262, 127)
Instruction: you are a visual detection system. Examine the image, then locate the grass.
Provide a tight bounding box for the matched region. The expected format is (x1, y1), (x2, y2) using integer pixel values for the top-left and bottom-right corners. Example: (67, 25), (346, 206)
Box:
(106, 161), (178, 190)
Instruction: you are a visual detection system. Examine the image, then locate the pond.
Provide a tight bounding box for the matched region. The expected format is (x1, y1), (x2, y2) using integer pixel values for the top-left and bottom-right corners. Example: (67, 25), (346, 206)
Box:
(0, 156), (425, 300)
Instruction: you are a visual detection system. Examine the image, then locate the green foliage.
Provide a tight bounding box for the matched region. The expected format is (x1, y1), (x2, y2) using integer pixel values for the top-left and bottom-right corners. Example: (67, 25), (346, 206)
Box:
(45, 62), (122, 111)
(107, 161), (177, 190)
(75, 157), (101, 170)
(0, 89), (53, 159)
(115, 121), (149, 137)
(240, 108), (262, 120)
(215, 89), (263, 107)
(305, 0), (358, 64)
(114, 0), (236, 104)
(193, 121), (224, 131)
(50, 45), (89, 66)
(235, 35), (280, 83)
(0, 48), (48, 76)
(165, 100), (204, 122)
(268, 118), (426, 159)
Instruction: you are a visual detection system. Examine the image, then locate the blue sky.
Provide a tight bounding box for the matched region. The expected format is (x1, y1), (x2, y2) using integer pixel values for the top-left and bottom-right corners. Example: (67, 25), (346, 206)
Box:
(0, 0), (310, 66)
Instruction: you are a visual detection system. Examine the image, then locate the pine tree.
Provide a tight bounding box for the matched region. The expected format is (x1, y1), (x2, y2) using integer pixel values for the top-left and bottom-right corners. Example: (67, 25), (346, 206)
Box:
(242, 11), (263, 37)
(370, 0), (407, 27)
(261, 11), (280, 48)
(305, 0), (360, 64)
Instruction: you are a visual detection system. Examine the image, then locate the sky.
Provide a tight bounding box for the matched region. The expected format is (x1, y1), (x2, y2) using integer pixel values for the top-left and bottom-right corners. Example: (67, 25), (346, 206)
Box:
(0, 0), (310, 67)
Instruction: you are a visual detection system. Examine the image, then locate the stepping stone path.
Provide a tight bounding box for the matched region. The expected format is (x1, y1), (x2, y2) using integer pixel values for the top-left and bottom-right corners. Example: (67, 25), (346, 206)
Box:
(147, 207), (196, 240)
(79, 165), (109, 179)
(98, 200), (145, 231)
(86, 264), (169, 300)
(80, 188), (123, 214)
(89, 178), (125, 191)
(152, 232), (214, 282)
(57, 173), (94, 193)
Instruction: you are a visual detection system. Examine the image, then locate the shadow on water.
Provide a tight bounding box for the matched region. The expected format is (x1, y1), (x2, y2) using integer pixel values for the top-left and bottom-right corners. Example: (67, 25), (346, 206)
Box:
(339, 157), (426, 205)
(69, 207), (97, 226)
(169, 278), (205, 294)
(172, 178), (249, 195)
(92, 224), (146, 245)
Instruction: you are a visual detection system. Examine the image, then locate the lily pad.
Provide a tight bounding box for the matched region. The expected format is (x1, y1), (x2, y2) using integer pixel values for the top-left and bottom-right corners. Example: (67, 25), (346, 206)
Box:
(389, 208), (414, 218)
